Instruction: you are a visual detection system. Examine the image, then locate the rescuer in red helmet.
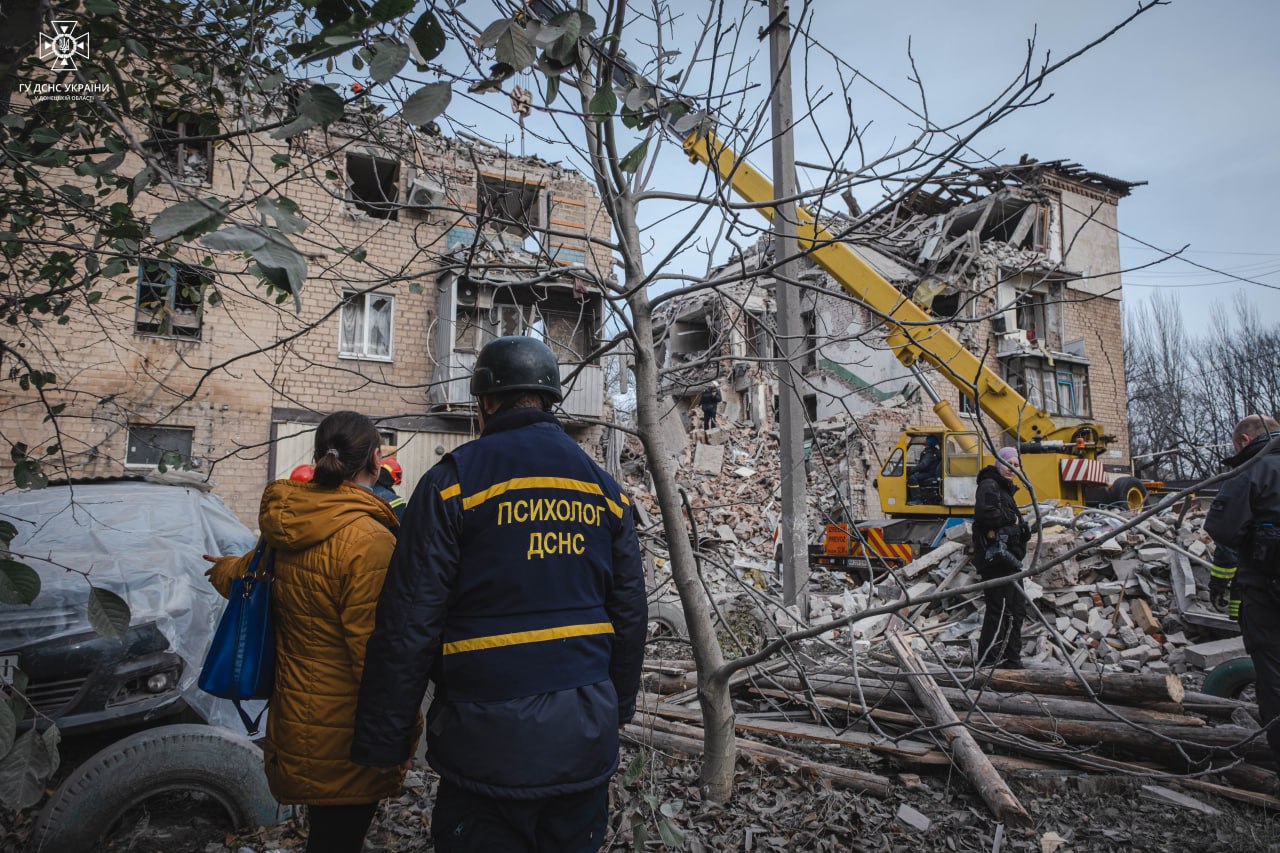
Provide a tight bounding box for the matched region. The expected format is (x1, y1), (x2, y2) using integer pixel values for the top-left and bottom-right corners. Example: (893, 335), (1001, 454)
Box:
(373, 454), (406, 522)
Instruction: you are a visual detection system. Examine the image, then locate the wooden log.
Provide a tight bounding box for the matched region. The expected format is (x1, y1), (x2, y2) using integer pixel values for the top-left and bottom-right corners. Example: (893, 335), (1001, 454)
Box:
(817, 662), (1183, 706)
(769, 674), (1204, 728)
(644, 697), (939, 761)
(747, 687), (1280, 805)
(621, 724), (893, 797)
(887, 632), (1033, 828)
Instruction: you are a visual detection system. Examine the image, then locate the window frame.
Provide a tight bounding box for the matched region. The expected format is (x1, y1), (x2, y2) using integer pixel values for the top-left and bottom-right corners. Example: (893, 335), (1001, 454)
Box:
(154, 115), (215, 185)
(346, 152), (401, 220)
(339, 291), (396, 362)
(134, 258), (210, 340)
(125, 424), (194, 468)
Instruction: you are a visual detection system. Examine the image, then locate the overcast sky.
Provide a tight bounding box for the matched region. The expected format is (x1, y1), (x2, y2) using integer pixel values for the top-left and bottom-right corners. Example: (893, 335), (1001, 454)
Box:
(441, 0), (1279, 333)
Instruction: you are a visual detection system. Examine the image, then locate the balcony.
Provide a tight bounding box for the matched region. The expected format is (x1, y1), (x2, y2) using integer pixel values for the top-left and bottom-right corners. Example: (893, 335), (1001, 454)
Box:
(432, 356), (604, 420)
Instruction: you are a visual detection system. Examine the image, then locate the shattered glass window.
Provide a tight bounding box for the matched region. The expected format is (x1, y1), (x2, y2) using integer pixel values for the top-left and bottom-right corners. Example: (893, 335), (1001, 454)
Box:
(135, 259), (209, 339)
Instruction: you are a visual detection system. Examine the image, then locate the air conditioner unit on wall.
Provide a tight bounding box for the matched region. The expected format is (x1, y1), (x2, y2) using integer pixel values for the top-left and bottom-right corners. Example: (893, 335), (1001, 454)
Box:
(1003, 329), (1031, 348)
(407, 175), (445, 208)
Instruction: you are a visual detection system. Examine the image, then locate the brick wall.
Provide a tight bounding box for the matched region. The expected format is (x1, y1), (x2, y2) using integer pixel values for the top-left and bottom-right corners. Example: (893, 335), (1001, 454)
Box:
(0, 119), (612, 525)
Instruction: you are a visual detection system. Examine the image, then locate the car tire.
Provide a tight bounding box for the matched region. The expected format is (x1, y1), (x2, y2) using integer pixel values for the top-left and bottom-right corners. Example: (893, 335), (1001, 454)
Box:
(29, 723), (284, 853)
(1202, 656), (1256, 700)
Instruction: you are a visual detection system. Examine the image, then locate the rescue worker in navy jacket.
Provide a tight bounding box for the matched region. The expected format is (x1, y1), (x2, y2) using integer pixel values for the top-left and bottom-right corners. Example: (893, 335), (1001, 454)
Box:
(351, 336), (648, 852)
(972, 446), (1031, 670)
(1205, 413), (1280, 766)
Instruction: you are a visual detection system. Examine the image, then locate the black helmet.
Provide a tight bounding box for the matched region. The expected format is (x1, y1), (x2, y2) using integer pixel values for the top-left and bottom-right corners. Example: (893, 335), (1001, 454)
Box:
(470, 336), (563, 402)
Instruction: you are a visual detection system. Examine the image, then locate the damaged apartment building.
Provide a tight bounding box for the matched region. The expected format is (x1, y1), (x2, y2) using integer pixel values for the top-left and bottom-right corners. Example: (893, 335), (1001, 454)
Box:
(1, 97), (615, 523)
(653, 157), (1139, 520)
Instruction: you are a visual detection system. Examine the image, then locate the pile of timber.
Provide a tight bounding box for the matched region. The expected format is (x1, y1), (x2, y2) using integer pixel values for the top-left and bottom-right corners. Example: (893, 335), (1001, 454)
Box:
(640, 651), (1280, 817)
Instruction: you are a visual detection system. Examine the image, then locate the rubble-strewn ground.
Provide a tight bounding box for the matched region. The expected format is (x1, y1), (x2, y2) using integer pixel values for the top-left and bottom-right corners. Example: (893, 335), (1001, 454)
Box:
(7, 420), (1280, 851)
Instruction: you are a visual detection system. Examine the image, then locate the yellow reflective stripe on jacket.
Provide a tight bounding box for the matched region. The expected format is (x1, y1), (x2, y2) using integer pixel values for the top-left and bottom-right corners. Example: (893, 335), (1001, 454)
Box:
(459, 476), (626, 518)
(440, 483), (461, 501)
(441, 622), (615, 656)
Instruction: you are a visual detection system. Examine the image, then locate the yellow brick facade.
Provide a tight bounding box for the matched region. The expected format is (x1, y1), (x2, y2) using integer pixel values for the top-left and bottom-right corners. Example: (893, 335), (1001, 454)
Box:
(0, 115), (613, 525)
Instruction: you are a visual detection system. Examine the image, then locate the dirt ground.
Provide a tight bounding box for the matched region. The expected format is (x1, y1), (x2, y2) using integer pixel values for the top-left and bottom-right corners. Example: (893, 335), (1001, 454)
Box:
(4, 736), (1279, 852)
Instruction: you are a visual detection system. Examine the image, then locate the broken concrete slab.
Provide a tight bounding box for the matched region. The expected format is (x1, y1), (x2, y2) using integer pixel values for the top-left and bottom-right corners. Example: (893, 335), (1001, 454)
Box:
(895, 803), (931, 832)
(693, 443), (726, 472)
(1183, 636), (1247, 670)
(1139, 784), (1221, 816)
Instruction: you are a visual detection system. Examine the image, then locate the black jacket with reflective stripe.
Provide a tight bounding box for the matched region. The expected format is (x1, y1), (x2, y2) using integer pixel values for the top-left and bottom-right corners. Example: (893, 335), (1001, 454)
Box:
(351, 408), (647, 798)
(1206, 435), (1280, 590)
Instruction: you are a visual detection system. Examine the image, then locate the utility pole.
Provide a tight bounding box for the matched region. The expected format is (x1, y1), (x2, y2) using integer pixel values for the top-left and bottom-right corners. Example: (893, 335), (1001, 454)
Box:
(768, 0), (809, 619)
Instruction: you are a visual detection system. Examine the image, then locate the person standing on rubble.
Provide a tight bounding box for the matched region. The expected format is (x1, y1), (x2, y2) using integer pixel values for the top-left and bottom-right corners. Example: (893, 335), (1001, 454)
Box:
(351, 335), (648, 853)
(972, 445), (1031, 670)
(699, 381), (722, 432)
(1205, 413), (1280, 766)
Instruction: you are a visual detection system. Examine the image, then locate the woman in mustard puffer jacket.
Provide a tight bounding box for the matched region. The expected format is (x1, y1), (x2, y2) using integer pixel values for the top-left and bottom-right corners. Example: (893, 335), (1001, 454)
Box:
(207, 411), (410, 853)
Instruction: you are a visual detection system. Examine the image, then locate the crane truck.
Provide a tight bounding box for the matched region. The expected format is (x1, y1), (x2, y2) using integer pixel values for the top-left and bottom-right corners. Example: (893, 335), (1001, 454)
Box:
(519, 0), (1143, 568)
(680, 130), (1146, 567)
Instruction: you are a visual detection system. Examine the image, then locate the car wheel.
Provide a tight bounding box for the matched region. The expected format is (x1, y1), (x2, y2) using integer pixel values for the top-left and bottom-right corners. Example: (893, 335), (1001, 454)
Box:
(29, 723), (285, 853)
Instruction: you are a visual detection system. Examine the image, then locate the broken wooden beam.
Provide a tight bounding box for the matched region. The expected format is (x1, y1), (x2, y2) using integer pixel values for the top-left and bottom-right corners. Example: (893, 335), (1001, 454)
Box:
(621, 723), (892, 797)
(887, 631), (1033, 828)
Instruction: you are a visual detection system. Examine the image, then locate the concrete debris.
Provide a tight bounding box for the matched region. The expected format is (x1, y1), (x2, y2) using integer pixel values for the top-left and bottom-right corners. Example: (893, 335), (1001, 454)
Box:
(623, 417), (1247, 692)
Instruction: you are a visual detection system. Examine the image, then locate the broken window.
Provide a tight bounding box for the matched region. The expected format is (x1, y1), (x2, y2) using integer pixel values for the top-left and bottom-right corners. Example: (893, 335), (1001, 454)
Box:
(802, 310), (819, 369)
(1010, 283), (1063, 350)
(744, 311), (774, 359)
(477, 175), (545, 237)
(153, 114), (215, 184)
(135, 259), (209, 339)
(126, 424), (193, 467)
(347, 152), (400, 220)
(340, 291), (394, 360)
(671, 315), (711, 357)
(1003, 356), (1091, 418)
(540, 305), (597, 363)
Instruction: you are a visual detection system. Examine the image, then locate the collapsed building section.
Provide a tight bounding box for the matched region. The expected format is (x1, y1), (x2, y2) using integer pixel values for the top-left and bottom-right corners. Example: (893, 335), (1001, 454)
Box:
(651, 156), (1142, 524)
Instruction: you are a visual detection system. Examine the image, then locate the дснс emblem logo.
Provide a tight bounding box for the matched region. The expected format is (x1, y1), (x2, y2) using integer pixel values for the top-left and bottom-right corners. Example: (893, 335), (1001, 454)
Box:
(38, 20), (89, 70)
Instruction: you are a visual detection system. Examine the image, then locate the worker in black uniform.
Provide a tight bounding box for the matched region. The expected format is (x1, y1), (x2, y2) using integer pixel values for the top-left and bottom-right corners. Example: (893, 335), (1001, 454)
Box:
(351, 336), (648, 852)
(1205, 413), (1280, 767)
(972, 446), (1031, 670)
(699, 382), (722, 431)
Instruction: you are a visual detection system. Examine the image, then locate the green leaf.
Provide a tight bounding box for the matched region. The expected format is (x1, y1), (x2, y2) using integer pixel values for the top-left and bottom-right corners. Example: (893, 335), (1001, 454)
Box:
(12, 461), (47, 491)
(0, 520), (17, 547)
(495, 24), (536, 71)
(478, 18), (512, 48)
(88, 586), (131, 640)
(369, 40), (410, 84)
(270, 152), (290, 170)
(656, 817), (684, 848)
(623, 751), (645, 785)
(588, 85), (616, 120)
(0, 560), (40, 605)
(151, 199), (226, 242)
(252, 234), (308, 299)
(410, 9), (446, 62)
(544, 76), (560, 105)
(632, 823), (648, 849)
(200, 226), (267, 252)
(401, 82), (452, 126)
(83, 0), (118, 14)
(256, 196), (309, 235)
(0, 724), (60, 810)
(619, 138), (650, 174)
(370, 0), (414, 22)
(30, 128), (60, 145)
(299, 84), (345, 128)
(6, 670), (27, 724)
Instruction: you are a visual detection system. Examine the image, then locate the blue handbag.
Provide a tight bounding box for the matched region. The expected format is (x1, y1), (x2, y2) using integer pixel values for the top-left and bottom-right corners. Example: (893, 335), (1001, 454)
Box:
(198, 540), (277, 735)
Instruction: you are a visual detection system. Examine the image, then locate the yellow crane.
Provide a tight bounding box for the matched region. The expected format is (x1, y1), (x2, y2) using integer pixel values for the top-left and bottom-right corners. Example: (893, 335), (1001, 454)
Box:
(682, 130), (1145, 521)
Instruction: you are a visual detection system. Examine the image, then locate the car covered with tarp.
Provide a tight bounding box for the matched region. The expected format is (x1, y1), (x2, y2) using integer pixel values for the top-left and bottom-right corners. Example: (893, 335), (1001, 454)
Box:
(0, 474), (259, 733)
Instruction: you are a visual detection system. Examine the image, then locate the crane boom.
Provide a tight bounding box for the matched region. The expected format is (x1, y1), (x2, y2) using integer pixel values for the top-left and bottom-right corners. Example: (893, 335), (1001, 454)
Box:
(683, 129), (1102, 447)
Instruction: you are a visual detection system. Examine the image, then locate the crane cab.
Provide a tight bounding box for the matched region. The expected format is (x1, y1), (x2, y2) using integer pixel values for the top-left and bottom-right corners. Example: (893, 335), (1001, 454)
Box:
(878, 429), (1026, 517)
